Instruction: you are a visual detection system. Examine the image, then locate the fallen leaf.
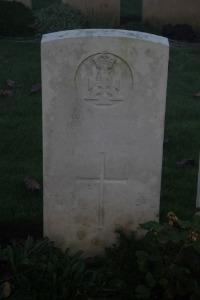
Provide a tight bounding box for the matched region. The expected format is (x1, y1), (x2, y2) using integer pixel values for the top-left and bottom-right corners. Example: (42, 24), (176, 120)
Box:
(31, 83), (41, 93)
(24, 177), (41, 191)
(176, 158), (195, 168)
(7, 79), (21, 89)
(2, 281), (12, 298)
(194, 92), (200, 97)
(0, 90), (13, 97)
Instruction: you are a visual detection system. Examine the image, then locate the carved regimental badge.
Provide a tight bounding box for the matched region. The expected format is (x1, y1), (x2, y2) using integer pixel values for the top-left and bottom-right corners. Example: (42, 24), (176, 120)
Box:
(75, 52), (133, 107)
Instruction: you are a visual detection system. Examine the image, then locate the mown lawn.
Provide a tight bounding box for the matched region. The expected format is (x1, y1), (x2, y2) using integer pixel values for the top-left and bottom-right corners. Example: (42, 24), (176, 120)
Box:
(161, 47), (200, 220)
(0, 41), (42, 224)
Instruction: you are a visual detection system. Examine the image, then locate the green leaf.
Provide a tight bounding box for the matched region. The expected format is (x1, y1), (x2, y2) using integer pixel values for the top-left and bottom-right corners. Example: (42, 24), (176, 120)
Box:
(167, 229), (180, 243)
(186, 278), (200, 294)
(192, 215), (200, 228)
(149, 252), (161, 262)
(159, 278), (168, 288)
(140, 221), (162, 232)
(24, 236), (34, 256)
(156, 232), (170, 244)
(7, 245), (15, 271)
(190, 294), (200, 300)
(136, 251), (149, 272)
(145, 272), (156, 288)
(179, 231), (189, 241)
(71, 250), (84, 263)
(136, 250), (148, 261)
(135, 285), (151, 299)
(178, 220), (193, 229)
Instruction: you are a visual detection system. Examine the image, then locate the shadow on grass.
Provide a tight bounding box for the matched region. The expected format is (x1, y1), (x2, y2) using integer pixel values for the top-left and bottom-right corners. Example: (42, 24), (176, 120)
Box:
(0, 221), (43, 245)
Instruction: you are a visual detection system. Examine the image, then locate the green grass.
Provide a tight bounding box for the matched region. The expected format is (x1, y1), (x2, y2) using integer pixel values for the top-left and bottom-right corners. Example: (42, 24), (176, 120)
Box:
(160, 47), (200, 220)
(0, 41), (199, 225)
(0, 41), (42, 223)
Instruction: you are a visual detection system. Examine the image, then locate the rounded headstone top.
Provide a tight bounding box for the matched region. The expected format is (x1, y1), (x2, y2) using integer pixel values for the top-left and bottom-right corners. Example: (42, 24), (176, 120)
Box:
(42, 29), (169, 46)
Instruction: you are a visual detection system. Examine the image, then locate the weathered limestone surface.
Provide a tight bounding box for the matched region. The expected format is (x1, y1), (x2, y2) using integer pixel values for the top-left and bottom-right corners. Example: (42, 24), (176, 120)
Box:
(62, 0), (120, 27)
(42, 29), (169, 256)
(6, 0), (32, 8)
(143, 0), (200, 29)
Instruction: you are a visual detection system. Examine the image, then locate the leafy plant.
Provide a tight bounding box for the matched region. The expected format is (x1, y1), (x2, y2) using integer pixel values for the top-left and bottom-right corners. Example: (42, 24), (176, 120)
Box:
(0, 1), (35, 37)
(1, 215), (200, 299)
(104, 213), (200, 300)
(103, 229), (141, 299)
(135, 213), (200, 299)
(0, 236), (103, 299)
(34, 3), (86, 38)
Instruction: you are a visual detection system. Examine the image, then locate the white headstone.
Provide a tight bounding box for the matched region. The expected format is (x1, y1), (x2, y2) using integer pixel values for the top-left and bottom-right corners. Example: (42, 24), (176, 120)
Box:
(42, 29), (169, 256)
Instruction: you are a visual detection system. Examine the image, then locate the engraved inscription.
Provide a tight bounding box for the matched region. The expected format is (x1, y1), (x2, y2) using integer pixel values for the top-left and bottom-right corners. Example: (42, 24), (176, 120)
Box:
(76, 153), (127, 227)
(75, 52), (133, 107)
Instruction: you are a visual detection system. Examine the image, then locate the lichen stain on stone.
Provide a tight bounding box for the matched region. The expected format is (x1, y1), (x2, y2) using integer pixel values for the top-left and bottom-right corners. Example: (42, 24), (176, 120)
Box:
(74, 215), (92, 227)
(114, 218), (134, 229)
(125, 219), (134, 228)
(91, 238), (105, 246)
(77, 230), (86, 240)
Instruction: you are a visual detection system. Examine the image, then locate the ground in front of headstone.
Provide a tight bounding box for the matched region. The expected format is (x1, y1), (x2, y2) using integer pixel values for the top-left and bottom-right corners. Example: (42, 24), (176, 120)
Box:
(0, 221), (42, 246)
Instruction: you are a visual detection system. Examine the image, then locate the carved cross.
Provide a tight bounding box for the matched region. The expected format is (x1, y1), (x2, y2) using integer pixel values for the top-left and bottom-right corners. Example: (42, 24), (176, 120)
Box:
(76, 153), (127, 227)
